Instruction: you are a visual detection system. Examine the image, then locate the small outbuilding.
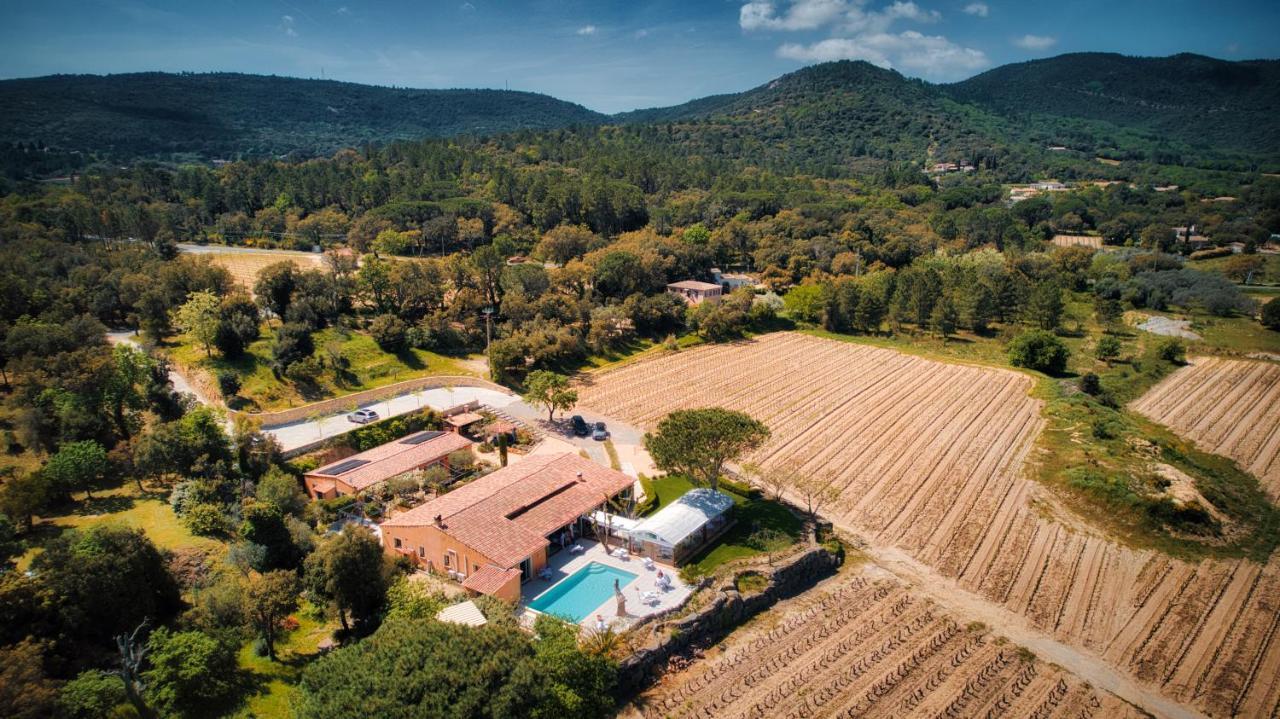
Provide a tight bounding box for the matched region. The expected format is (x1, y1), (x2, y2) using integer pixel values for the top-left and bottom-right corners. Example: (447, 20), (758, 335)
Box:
(629, 488), (735, 565)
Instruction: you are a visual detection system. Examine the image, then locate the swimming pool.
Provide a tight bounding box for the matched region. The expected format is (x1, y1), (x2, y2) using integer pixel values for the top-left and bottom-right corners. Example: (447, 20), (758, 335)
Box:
(527, 562), (638, 623)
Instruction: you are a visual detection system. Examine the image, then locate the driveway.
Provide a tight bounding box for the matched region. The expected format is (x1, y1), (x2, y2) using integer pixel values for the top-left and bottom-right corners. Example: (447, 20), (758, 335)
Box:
(106, 330), (222, 411)
(265, 386), (520, 452)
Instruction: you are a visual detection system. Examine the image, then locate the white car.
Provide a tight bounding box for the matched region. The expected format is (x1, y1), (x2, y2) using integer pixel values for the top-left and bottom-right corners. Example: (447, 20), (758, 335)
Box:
(347, 408), (380, 424)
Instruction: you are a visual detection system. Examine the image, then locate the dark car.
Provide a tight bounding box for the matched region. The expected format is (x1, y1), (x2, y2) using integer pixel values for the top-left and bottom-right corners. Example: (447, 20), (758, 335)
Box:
(347, 408), (379, 424)
(570, 415), (589, 437)
(592, 421), (608, 441)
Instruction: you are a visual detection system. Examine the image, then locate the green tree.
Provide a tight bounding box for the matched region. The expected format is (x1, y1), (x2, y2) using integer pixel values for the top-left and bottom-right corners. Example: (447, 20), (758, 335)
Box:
(1261, 298), (1280, 330)
(254, 261), (297, 321)
(1096, 335), (1122, 364)
(271, 322), (314, 373)
(0, 640), (59, 719)
(256, 467), (306, 516)
(783, 284), (825, 324)
(1007, 330), (1070, 375)
(644, 408), (770, 492)
(143, 628), (239, 718)
(245, 570), (299, 661)
(368, 314), (408, 352)
(522, 370), (578, 423)
(304, 526), (390, 633)
(33, 526), (181, 646)
(1093, 296), (1123, 329)
(297, 616), (616, 719)
(43, 439), (109, 500)
(681, 223), (711, 245)
(174, 290), (222, 357)
(929, 296), (958, 338)
(1023, 282), (1064, 331)
(240, 501), (301, 570)
(57, 670), (129, 719)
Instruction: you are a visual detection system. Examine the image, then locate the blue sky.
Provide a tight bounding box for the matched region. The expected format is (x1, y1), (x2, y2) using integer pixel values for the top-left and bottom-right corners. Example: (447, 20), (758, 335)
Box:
(0, 0), (1276, 113)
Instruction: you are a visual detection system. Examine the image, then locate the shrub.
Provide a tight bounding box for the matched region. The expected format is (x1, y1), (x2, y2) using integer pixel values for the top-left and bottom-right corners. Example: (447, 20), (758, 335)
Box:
(1007, 330), (1070, 375)
(216, 370), (241, 398)
(182, 503), (230, 536)
(1156, 338), (1186, 363)
(1261, 299), (1280, 330)
(369, 314), (408, 352)
(1080, 372), (1101, 395)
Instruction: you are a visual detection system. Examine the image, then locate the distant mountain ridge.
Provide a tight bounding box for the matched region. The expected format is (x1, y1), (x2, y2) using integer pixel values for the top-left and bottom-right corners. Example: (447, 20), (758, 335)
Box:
(0, 53), (1276, 167)
(0, 72), (606, 159)
(944, 53), (1280, 156)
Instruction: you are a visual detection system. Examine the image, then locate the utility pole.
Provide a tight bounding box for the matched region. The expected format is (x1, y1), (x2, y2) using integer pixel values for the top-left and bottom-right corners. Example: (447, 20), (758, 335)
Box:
(482, 307), (494, 358)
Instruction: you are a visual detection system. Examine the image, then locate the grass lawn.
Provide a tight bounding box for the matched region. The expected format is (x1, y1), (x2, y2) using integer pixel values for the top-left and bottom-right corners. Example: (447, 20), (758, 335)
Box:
(168, 324), (478, 412)
(16, 483), (222, 571)
(642, 475), (804, 578)
(233, 602), (336, 719)
(1189, 253), (1280, 285)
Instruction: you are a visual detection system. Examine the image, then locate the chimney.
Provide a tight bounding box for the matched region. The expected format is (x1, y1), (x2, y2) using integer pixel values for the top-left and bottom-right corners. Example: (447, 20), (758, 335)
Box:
(434, 514), (444, 527)
(576, 471), (584, 482)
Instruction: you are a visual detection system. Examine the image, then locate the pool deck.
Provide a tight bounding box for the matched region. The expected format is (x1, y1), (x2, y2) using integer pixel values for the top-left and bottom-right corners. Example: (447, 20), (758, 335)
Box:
(519, 539), (692, 629)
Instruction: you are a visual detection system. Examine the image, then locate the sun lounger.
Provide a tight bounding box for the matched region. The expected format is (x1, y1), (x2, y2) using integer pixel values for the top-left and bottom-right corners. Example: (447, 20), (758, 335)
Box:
(643, 557), (656, 570)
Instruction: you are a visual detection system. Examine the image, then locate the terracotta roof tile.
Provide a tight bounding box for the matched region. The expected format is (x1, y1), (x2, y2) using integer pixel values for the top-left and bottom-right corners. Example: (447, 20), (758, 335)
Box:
(307, 431), (472, 492)
(462, 565), (522, 596)
(383, 453), (634, 568)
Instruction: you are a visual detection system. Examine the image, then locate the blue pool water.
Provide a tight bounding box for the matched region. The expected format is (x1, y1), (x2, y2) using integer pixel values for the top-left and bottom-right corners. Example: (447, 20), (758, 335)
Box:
(527, 562), (638, 622)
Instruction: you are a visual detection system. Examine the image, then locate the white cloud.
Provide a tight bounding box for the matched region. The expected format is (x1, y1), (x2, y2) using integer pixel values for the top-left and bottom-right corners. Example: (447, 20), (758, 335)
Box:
(740, 0), (849, 31)
(459, 2), (475, 12)
(336, 6), (350, 15)
(1013, 34), (1056, 50)
(746, 1), (987, 80)
(576, 25), (597, 36)
(281, 15), (298, 37)
(634, 28), (650, 39)
(779, 30), (987, 79)
(963, 2), (988, 17)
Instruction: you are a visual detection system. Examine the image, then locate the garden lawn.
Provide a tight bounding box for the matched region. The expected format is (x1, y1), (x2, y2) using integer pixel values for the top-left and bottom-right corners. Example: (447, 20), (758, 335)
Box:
(168, 325), (478, 411)
(16, 484), (221, 571)
(234, 602), (336, 719)
(642, 475), (804, 578)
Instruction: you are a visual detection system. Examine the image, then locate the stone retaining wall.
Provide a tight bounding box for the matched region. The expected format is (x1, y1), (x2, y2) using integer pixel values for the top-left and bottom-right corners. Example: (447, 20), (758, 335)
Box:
(236, 375), (506, 428)
(616, 544), (842, 698)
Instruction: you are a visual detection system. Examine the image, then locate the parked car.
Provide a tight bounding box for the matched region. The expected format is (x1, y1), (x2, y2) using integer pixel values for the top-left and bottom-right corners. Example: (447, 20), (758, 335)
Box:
(570, 415), (589, 437)
(592, 421), (609, 441)
(347, 408), (379, 424)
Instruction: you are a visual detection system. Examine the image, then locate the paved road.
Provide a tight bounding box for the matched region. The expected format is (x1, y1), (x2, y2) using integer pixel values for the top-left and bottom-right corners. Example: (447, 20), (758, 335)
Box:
(106, 326), (655, 471)
(265, 386), (519, 452)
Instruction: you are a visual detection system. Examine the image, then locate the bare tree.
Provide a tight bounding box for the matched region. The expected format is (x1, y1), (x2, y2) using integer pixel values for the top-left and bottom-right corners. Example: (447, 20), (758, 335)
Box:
(744, 461), (798, 501)
(793, 469), (841, 524)
(116, 620), (154, 719)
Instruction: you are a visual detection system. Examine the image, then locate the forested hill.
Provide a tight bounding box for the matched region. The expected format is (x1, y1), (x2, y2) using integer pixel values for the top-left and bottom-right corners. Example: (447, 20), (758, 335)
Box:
(613, 61), (1011, 175)
(0, 72), (606, 159)
(946, 53), (1280, 156)
(2, 54), (1277, 174)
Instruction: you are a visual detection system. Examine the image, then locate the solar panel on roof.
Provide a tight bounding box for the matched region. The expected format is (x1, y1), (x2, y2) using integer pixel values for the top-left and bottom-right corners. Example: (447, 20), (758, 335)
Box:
(320, 458), (370, 475)
(400, 431), (445, 445)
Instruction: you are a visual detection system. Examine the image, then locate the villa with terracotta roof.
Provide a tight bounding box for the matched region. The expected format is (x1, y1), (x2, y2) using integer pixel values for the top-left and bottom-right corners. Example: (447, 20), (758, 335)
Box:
(666, 279), (723, 305)
(303, 430), (473, 500)
(380, 453), (634, 602)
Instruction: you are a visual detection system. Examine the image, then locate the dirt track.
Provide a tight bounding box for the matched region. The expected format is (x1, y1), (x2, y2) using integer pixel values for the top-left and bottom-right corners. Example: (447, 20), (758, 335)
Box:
(628, 567), (1145, 719)
(579, 333), (1280, 718)
(1131, 356), (1280, 497)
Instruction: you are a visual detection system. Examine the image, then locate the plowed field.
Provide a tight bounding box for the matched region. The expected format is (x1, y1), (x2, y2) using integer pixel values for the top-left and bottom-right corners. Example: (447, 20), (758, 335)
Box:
(1131, 356), (1280, 498)
(579, 333), (1280, 718)
(629, 569), (1144, 719)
